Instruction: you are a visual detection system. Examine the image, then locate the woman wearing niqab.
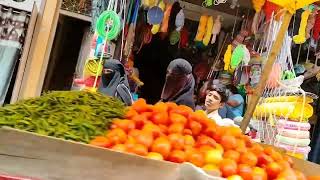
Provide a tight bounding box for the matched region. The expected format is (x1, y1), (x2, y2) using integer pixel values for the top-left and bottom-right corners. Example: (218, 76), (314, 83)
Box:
(99, 59), (133, 106)
(161, 59), (195, 109)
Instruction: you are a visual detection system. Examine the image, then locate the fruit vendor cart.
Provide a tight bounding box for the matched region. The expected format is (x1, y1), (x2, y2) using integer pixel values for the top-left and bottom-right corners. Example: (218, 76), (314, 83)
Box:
(0, 127), (320, 180)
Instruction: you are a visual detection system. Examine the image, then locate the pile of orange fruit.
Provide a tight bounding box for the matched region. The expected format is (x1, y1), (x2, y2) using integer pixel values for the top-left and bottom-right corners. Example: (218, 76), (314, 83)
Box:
(90, 99), (318, 180)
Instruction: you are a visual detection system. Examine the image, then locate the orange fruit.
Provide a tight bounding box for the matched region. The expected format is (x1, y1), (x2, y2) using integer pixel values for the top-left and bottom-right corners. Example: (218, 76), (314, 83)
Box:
(266, 162), (282, 179)
(240, 152), (258, 167)
(168, 133), (185, 150)
(220, 159), (238, 177)
(125, 108), (138, 119)
(168, 123), (184, 134)
(220, 135), (237, 150)
(129, 144), (148, 156)
(132, 98), (151, 113)
(147, 152), (164, 160)
(242, 135), (253, 148)
(189, 120), (202, 136)
(270, 151), (283, 162)
(158, 124), (169, 135)
(204, 126), (217, 137)
(227, 175), (244, 180)
(205, 149), (223, 164)
(151, 137), (172, 159)
(184, 135), (195, 147)
(183, 129), (193, 135)
(250, 144), (264, 156)
(170, 105), (193, 117)
(237, 164), (253, 180)
(111, 144), (127, 152)
(141, 112), (153, 119)
(142, 123), (162, 138)
(198, 145), (215, 154)
(187, 149), (205, 167)
(169, 150), (186, 163)
(131, 114), (149, 129)
(212, 126), (226, 143)
(106, 128), (127, 144)
(188, 110), (208, 126)
(153, 102), (168, 113)
(215, 144), (224, 154)
(196, 135), (216, 147)
(264, 146), (276, 156)
(124, 136), (137, 151)
(166, 102), (178, 111)
(257, 153), (274, 167)
(89, 136), (113, 148)
(252, 167), (267, 180)
(111, 119), (135, 133)
(151, 112), (169, 125)
(226, 126), (243, 137)
(128, 129), (140, 137)
(224, 150), (240, 163)
(170, 113), (188, 125)
(134, 131), (154, 148)
(202, 164), (219, 171)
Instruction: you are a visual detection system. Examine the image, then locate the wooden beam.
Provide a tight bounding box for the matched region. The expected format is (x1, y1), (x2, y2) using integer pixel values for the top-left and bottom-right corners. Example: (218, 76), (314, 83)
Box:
(10, 4), (38, 103)
(60, 9), (91, 22)
(180, 1), (242, 27)
(183, 0), (251, 17)
(18, 0), (62, 99)
(240, 12), (293, 132)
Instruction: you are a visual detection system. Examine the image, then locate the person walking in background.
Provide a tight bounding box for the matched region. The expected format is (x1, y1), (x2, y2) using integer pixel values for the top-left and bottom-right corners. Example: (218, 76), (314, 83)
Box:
(161, 58), (195, 109)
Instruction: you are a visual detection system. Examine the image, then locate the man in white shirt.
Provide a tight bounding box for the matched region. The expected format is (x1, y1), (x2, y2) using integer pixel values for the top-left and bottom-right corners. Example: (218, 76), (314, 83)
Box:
(204, 87), (236, 127)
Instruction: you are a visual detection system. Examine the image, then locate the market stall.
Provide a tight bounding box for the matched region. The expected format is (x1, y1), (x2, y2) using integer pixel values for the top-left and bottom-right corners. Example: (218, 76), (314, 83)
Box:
(2, 0), (320, 179)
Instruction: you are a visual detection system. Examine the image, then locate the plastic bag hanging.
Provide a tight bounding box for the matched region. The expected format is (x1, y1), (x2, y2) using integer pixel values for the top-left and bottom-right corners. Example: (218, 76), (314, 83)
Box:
(211, 15), (221, 44)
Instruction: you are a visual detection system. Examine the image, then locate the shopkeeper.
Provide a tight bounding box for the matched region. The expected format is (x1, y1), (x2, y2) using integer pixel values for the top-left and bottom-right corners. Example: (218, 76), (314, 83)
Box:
(204, 87), (236, 126)
(161, 58), (195, 109)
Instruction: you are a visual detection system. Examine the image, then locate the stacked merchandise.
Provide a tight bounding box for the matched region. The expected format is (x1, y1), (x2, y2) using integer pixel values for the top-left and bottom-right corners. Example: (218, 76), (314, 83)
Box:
(254, 95), (314, 160)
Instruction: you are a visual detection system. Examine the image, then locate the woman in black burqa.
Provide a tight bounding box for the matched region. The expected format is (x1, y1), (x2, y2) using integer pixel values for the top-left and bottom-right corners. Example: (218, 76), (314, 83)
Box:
(161, 59), (195, 109)
(99, 59), (133, 106)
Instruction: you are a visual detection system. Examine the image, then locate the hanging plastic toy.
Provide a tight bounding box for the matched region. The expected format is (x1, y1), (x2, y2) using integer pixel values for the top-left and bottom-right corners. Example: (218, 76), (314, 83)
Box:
(203, 16), (213, 46)
(151, 1), (166, 34)
(230, 44), (245, 70)
(96, 11), (121, 41)
(224, 44), (232, 71)
(160, 4), (172, 33)
(195, 15), (208, 42)
(293, 8), (312, 44)
(175, 9), (185, 32)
